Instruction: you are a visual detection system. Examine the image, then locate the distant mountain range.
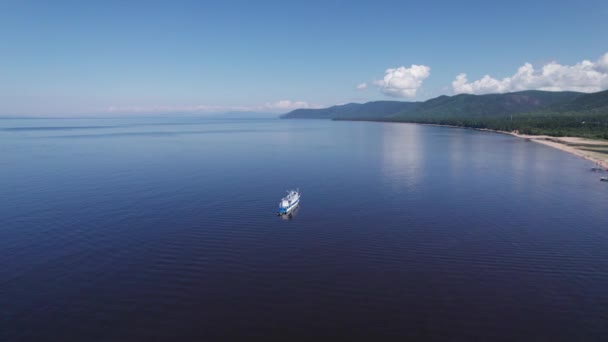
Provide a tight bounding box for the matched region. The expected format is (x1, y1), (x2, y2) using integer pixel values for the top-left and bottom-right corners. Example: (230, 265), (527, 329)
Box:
(283, 101), (419, 120)
(281, 90), (608, 139)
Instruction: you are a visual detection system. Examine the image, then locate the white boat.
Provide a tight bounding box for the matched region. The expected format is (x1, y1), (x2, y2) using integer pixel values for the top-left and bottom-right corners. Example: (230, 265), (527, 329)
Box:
(601, 177), (608, 182)
(278, 189), (300, 215)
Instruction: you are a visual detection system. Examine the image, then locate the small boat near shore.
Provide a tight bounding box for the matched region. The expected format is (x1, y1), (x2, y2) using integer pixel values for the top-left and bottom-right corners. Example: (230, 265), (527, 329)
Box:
(601, 177), (608, 182)
(278, 189), (300, 215)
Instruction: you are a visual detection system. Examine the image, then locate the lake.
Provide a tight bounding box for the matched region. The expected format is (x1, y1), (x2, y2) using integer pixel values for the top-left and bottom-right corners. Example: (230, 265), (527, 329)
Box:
(1, 118), (607, 340)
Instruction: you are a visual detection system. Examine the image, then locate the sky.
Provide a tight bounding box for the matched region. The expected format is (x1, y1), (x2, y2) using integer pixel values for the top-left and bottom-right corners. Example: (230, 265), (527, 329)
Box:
(1, 0), (607, 116)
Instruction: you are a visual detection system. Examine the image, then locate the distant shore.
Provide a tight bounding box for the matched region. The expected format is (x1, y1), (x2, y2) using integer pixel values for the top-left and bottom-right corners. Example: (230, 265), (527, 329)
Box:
(422, 123), (608, 169)
(347, 120), (608, 169)
(507, 133), (608, 169)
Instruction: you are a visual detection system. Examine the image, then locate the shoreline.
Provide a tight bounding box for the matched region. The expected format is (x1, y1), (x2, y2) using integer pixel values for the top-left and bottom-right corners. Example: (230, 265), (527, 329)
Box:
(506, 133), (608, 169)
(422, 123), (608, 169)
(343, 119), (608, 169)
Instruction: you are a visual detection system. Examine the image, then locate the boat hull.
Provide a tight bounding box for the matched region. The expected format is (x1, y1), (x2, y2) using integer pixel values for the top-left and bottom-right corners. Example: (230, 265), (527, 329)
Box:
(278, 198), (299, 215)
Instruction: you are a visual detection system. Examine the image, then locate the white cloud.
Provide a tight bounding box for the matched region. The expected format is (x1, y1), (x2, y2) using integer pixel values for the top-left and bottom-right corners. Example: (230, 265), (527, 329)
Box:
(373, 64), (431, 98)
(107, 104), (240, 113)
(263, 100), (311, 110)
(356, 83), (368, 90)
(596, 53), (608, 73)
(107, 100), (314, 114)
(453, 52), (608, 95)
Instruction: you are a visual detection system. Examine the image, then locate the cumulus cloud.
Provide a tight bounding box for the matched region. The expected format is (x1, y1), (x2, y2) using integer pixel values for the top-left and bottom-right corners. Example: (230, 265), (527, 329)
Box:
(373, 64), (431, 98)
(453, 52), (608, 95)
(356, 83), (368, 90)
(596, 53), (608, 73)
(108, 100), (314, 114)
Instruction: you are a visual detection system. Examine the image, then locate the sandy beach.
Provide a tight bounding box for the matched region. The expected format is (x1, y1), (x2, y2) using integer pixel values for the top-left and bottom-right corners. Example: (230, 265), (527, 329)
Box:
(506, 133), (608, 169)
(343, 120), (608, 169)
(391, 122), (608, 169)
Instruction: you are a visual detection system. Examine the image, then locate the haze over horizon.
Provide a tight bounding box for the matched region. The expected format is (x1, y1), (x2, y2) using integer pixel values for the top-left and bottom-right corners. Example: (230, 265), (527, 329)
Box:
(1, 0), (607, 116)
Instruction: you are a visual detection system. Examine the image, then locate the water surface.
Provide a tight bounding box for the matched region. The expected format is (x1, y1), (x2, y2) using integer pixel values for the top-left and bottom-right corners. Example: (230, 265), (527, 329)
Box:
(1, 118), (607, 340)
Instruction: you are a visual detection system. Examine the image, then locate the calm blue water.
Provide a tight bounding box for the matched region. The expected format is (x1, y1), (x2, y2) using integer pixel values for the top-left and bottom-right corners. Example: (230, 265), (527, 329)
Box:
(1, 118), (607, 341)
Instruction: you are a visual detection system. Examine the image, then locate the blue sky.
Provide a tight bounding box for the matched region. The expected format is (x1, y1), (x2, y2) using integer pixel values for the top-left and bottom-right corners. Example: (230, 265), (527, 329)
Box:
(1, 0), (607, 116)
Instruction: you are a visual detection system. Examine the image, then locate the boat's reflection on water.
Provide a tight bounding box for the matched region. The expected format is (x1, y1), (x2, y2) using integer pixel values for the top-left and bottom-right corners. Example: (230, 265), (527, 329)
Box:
(279, 205), (300, 220)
